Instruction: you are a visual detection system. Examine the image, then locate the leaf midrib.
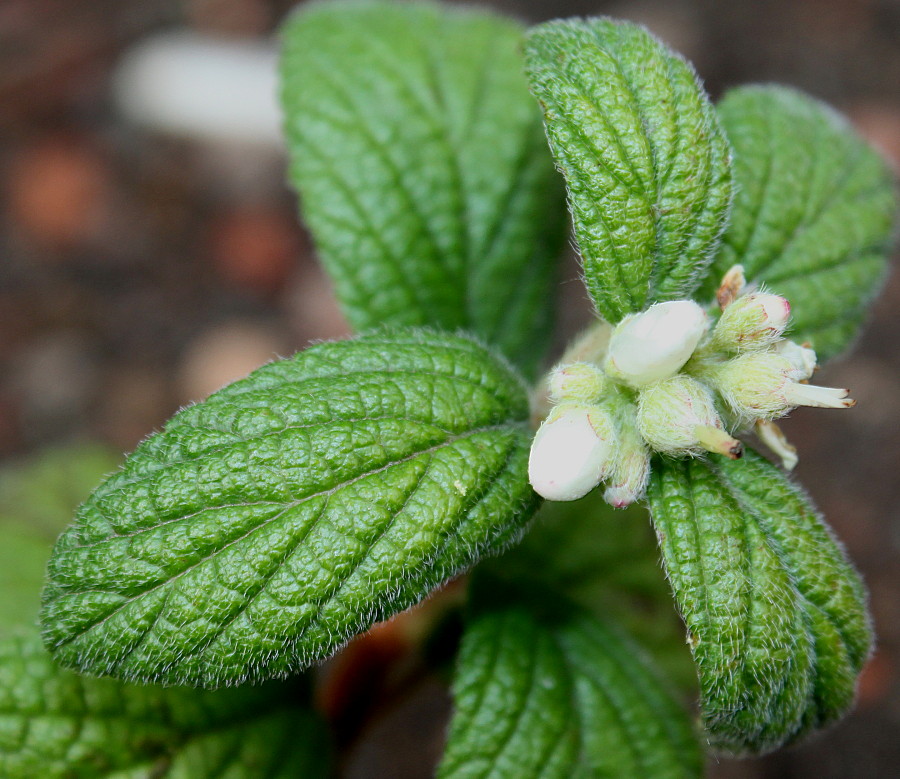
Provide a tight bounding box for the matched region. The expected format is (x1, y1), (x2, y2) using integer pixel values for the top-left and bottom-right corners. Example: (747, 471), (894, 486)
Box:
(49, 424), (520, 650)
(97, 363), (523, 498)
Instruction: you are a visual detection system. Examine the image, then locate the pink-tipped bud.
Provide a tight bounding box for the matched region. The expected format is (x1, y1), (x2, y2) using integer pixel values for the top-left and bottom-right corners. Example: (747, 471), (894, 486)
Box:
(528, 403), (616, 502)
(605, 301), (709, 387)
(603, 450), (651, 507)
(711, 292), (791, 352)
(602, 411), (651, 508)
(637, 375), (742, 458)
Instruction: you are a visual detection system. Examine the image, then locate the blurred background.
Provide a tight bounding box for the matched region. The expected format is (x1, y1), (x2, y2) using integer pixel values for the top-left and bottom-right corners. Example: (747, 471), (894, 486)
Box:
(1, 0), (899, 776)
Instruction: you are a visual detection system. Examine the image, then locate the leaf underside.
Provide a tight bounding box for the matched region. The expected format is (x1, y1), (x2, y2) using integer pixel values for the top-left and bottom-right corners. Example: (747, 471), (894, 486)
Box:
(704, 85), (898, 361)
(0, 633), (329, 778)
(281, 0), (568, 376)
(41, 329), (538, 687)
(647, 449), (872, 754)
(439, 587), (702, 778)
(524, 17), (733, 323)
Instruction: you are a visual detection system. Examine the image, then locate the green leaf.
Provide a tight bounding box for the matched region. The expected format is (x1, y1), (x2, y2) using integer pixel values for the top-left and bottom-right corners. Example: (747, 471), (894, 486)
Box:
(0, 444), (119, 635)
(482, 493), (695, 690)
(41, 329), (538, 687)
(439, 585), (702, 778)
(524, 18), (732, 323)
(280, 0), (568, 376)
(0, 633), (329, 778)
(646, 448), (872, 754)
(703, 85), (899, 360)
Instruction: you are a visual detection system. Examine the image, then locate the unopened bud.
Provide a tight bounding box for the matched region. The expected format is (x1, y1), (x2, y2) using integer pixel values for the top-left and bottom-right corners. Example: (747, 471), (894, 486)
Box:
(775, 339), (817, 381)
(637, 375), (742, 458)
(711, 292), (791, 352)
(528, 403), (616, 502)
(605, 301), (709, 387)
(602, 412), (651, 508)
(548, 361), (606, 403)
(703, 352), (855, 422)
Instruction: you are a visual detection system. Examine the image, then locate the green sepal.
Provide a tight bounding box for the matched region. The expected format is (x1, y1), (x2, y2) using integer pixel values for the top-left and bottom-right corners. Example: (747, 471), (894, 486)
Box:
(703, 85), (899, 360)
(0, 632), (329, 778)
(524, 17), (733, 322)
(439, 580), (703, 778)
(647, 448), (873, 754)
(281, 0), (568, 376)
(41, 329), (539, 687)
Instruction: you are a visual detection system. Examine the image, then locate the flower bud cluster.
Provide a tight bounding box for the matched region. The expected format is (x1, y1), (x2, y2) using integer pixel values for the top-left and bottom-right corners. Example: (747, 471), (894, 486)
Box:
(528, 266), (854, 507)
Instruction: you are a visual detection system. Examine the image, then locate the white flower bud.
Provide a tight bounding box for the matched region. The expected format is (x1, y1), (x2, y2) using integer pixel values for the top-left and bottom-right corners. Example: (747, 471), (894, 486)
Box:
(548, 361), (606, 403)
(528, 403), (616, 502)
(711, 292), (791, 352)
(637, 375), (742, 458)
(775, 339), (817, 381)
(605, 301), (708, 387)
(703, 352), (854, 423)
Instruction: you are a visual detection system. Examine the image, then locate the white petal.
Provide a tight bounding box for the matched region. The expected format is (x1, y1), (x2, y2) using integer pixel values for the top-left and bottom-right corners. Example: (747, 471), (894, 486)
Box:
(528, 406), (613, 501)
(784, 382), (855, 409)
(755, 419), (799, 470)
(776, 340), (817, 381)
(606, 301), (708, 386)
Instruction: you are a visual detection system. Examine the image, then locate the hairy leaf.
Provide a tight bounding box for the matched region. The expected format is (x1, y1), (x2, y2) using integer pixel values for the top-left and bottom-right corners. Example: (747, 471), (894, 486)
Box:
(524, 18), (732, 323)
(41, 330), (538, 687)
(647, 449), (872, 754)
(439, 587), (702, 778)
(0, 633), (328, 778)
(281, 0), (567, 376)
(703, 85), (898, 360)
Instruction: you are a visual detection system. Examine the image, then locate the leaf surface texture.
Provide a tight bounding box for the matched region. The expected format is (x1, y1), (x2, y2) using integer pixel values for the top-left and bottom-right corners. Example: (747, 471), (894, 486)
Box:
(704, 85), (898, 360)
(0, 633), (328, 778)
(524, 18), (732, 322)
(281, 0), (567, 375)
(440, 589), (701, 778)
(647, 449), (872, 753)
(42, 330), (538, 686)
